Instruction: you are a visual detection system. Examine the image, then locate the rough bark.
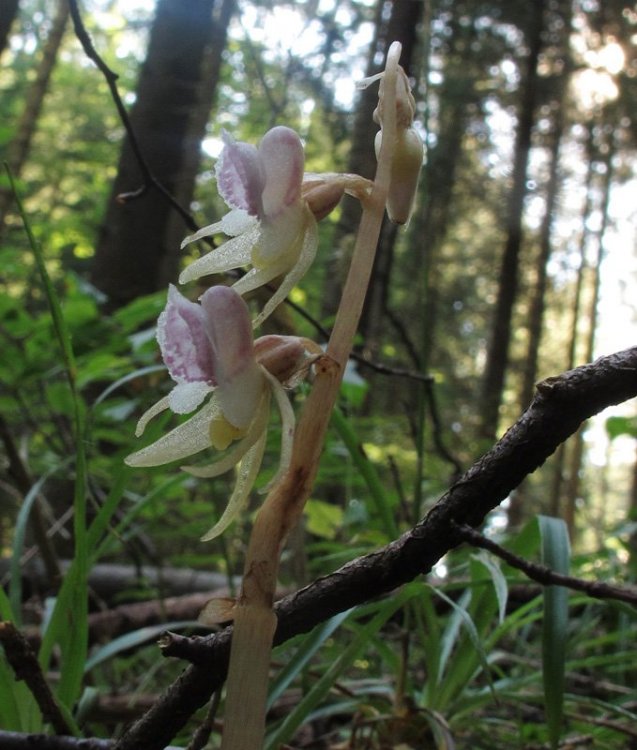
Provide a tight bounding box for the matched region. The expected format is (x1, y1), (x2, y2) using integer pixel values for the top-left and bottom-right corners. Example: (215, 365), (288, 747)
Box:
(480, 0), (546, 442)
(90, 0), (231, 310)
(110, 346), (637, 750)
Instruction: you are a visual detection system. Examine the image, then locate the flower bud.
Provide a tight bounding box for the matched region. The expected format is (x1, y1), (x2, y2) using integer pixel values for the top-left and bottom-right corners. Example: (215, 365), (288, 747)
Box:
(303, 181), (346, 221)
(375, 126), (423, 225)
(254, 335), (309, 386)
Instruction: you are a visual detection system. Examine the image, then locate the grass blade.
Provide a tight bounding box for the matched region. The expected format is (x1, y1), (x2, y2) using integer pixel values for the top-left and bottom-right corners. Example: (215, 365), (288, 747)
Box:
(538, 515), (570, 750)
(267, 609), (353, 711)
(6, 166), (89, 712)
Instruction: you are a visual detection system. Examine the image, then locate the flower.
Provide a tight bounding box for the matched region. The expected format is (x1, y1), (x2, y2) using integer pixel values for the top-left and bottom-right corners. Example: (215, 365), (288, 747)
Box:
(179, 126), (318, 328)
(125, 284), (313, 541)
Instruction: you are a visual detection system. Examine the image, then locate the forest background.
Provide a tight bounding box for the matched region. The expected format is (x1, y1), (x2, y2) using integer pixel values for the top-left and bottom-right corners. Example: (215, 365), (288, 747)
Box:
(1, 0), (637, 748)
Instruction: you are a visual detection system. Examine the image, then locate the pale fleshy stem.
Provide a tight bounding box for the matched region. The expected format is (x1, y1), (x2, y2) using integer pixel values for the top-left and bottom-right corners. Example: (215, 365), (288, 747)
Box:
(219, 41), (403, 750)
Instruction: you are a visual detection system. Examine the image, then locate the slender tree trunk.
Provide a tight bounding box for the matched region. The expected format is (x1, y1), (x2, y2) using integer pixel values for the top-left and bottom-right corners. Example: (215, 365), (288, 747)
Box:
(520, 119), (568, 404)
(563, 136), (615, 537)
(90, 0), (233, 310)
(480, 0), (546, 442)
(159, 0), (236, 287)
(507, 121), (564, 528)
(0, 0), (69, 231)
(549, 126), (595, 517)
(0, 0), (19, 59)
(507, 4), (571, 528)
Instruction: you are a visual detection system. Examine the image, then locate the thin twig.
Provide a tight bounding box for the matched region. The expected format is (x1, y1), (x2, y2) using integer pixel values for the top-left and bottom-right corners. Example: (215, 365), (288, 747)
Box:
(453, 523), (637, 606)
(66, 0), (199, 232)
(0, 622), (73, 735)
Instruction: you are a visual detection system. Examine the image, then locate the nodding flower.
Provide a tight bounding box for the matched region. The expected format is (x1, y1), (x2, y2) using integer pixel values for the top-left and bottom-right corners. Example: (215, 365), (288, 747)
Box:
(125, 284), (316, 541)
(179, 126), (372, 328)
(179, 127), (317, 329)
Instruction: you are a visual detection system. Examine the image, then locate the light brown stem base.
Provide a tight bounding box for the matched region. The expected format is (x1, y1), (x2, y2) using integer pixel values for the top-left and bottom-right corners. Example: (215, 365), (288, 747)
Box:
(220, 604), (278, 750)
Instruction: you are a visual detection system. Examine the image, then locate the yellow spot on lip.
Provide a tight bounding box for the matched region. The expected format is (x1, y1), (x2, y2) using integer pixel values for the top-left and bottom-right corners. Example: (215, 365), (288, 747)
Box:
(209, 415), (245, 451)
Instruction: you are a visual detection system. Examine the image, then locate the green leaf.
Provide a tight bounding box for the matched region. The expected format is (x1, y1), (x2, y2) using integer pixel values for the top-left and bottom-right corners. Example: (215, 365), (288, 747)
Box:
(305, 498), (344, 540)
(605, 415), (637, 440)
(472, 551), (509, 624)
(9, 462), (71, 625)
(538, 515), (570, 750)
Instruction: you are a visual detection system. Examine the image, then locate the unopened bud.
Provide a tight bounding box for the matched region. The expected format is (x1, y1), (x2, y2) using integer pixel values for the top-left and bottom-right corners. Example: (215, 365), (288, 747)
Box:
(375, 126), (423, 225)
(303, 181), (346, 221)
(254, 335), (309, 386)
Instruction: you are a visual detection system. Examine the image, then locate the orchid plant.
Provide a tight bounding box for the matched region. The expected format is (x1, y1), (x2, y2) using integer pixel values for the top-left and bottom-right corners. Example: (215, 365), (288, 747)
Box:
(126, 40), (422, 750)
(125, 284), (316, 541)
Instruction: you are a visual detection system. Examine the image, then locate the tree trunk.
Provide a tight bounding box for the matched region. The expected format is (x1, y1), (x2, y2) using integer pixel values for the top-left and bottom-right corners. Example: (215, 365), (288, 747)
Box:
(549, 125), (595, 517)
(563, 135), (615, 537)
(90, 0), (233, 310)
(480, 0), (546, 442)
(0, 0), (69, 232)
(0, 0), (19, 59)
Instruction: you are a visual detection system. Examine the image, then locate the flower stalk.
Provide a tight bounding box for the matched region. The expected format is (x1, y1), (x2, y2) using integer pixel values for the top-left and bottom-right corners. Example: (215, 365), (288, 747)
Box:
(219, 41), (404, 750)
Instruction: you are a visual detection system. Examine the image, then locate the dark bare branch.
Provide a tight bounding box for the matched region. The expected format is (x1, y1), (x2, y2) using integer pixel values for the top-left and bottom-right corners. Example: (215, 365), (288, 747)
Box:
(453, 523), (637, 606)
(0, 622), (73, 736)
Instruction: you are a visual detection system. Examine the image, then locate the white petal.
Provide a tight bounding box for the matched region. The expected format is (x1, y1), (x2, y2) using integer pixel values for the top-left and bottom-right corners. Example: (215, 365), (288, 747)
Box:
(181, 390), (271, 478)
(256, 202), (305, 264)
(134, 395), (171, 437)
(179, 228), (258, 284)
(260, 369), (295, 492)
(180, 219), (226, 249)
(251, 210), (318, 328)
(220, 209), (257, 237)
(168, 381), (214, 414)
(125, 398), (220, 467)
(199, 428), (268, 541)
(230, 259), (289, 298)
